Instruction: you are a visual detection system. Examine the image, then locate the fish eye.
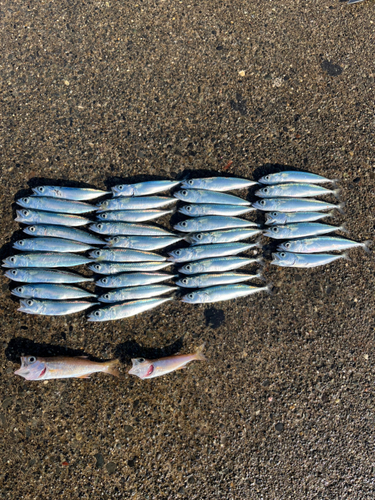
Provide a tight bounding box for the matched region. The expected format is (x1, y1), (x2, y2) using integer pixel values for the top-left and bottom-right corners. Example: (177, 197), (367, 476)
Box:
(260, 200), (265, 206)
(118, 185), (124, 189)
(18, 240), (24, 245)
(11, 270), (17, 275)
(28, 356), (36, 363)
(101, 213), (107, 219)
(272, 227), (278, 233)
(271, 212), (277, 217)
(138, 358), (145, 362)
(186, 206), (191, 211)
(22, 210), (29, 215)
(263, 188), (269, 193)
(196, 234), (202, 239)
(9, 257), (15, 262)
(102, 278), (108, 284)
(94, 250), (101, 257)
(104, 294), (110, 299)
(182, 279), (188, 284)
(22, 198), (29, 203)
(265, 175), (270, 180)
(94, 264), (101, 271)
(188, 293), (194, 299)
(113, 237), (119, 243)
(185, 265), (191, 271)
(16, 287), (22, 292)
(38, 187), (44, 193)
(285, 243), (291, 248)
(181, 222), (187, 227)
(94, 311), (100, 316)
(27, 300), (33, 306)
(280, 252), (286, 258)
(188, 180), (193, 185)
(97, 224), (103, 230)
(175, 250), (181, 256)
(181, 190), (188, 196)
(29, 226), (36, 232)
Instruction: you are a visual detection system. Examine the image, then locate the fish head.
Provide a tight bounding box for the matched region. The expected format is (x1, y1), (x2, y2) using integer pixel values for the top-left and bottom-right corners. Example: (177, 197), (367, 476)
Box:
(2, 255), (21, 268)
(168, 248), (189, 262)
(128, 358), (155, 379)
(251, 199), (270, 211)
(180, 179), (197, 189)
(14, 356), (47, 380)
(106, 236), (126, 248)
(18, 298), (39, 313)
(112, 184), (134, 196)
(254, 187), (273, 198)
(89, 223), (105, 234)
(277, 241), (293, 252)
(11, 286), (29, 298)
(18, 197), (32, 208)
(97, 212), (109, 220)
(24, 225), (39, 235)
(98, 291), (114, 303)
(32, 186), (47, 196)
(15, 209), (32, 222)
(181, 291), (204, 304)
(96, 200), (110, 210)
(189, 232), (208, 244)
(175, 276), (196, 288)
(5, 269), (22, 280)
(271, 252), (296, 267)
(173, 220), (194, 232)
(263, 226), (282, 238)
(14, 239), (28, 250)
(87, 309), (105, 321)
(179, 263), (197, 275)
(89, 263), (105, 273)
(90, 249), (104, 260)
(265, 212), (284, 225)
(179, 205), (194, 216)
(174, 189), (196, 202)
(96, 276), (111, 287)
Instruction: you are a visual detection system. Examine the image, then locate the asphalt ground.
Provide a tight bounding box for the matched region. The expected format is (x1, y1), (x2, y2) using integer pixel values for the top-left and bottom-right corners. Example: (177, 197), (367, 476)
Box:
(0, 0), (374, 498)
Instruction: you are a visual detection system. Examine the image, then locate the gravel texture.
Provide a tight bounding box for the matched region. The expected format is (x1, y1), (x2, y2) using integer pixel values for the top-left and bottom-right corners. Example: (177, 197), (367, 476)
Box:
(0, 0), (374, 498)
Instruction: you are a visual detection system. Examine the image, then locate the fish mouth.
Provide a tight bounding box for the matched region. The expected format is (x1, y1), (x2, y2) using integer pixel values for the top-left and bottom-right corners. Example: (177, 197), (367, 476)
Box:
(2, 261), (11, 268)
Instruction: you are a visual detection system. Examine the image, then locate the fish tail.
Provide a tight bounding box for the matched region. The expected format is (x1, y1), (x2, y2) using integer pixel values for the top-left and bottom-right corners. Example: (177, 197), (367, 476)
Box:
(254, 236), (263, 248)
(339, 222), (348, 234)
(342, 252), (351, 262)
(265, 283), (273, 295)
(104, 359), (120, 378)
(256, 256), (265, 267)
(362, 240), (372, 254)
(337, 201), (345, 214)
(194, 343), (207, 362)
(256, 271), (266, 282)
(327, 210), (335, 218)
(333, 188), (341, 200)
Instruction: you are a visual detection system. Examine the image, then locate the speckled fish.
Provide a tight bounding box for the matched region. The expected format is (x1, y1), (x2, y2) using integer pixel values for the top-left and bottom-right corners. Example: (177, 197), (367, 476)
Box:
(186, 228), (262, 245)
(182, 284), (271, 304)
(89, 222), (175, 236)
(112, 180), (181, 197)
(4, 268), (93, 283)
(179, 256), (263, 275)
(263, 223), (346, 240)
(252, 198), (344, 213)
(14, 355), (119, 380)
(18, 298), (98, 316)
(98, 285), (177, 303)
(271, 251), (350, 268)
(174, 189), (250, 206)
(12, 284), (96, 300)
(17, 196), (96, 214)
(87, 297), (173, 322)
(23, 224), (105, 245)
(174, 216), (257, 233)
(265, 211), (334, 225)
(97, 196), (177, 211)
(255, 183), (340, 199)
(89, 248), (166, 262)
(181, 176), (257, 191)
(277, 236), (371, 254)
(176, 271), (264, 288)
(128, 344), (206, 380)
(2, 253), (93, 268)
(105, 235), (183, 251)
(89, 262), (172, 274)
(179, 204), (254, 217)
(15, 209), (90, 227)
(97, 209), (173, 222)
(96, 272), (176, 288)
(258, 171), (336, 185)
(13, 237), (95, 253)
(32, 186), (110, 200)
(168, 242), (259, 263)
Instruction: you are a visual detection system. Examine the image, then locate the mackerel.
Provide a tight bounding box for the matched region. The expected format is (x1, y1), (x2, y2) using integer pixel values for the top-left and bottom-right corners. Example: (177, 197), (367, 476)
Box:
(17, 196), (96, 214)
(174, 189), (250, 206)
(174, 216), (257, 233)
(87, 297), (173, 321)
(15, 209), (90, 227)
(89, 248), (166, 262)
(32, 186), (109, 200)
(168, 242), (259, 263)
(181, 284), (271, 304)
(2, 252), (93, 268)
(179, 204), (254, 217)
(14, 237), (95, 253)
(23, 224), (105, 245)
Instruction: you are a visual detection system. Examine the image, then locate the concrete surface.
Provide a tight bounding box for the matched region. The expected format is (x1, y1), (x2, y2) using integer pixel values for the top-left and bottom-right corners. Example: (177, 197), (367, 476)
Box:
(0, 0), (374, 498)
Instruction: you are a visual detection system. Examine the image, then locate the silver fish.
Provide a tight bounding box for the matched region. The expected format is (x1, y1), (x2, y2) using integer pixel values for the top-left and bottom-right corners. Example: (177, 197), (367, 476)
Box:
(179, 204), (255, 217)
(179, 256), (262, 275)
(186, 228), (262, 245)
(176, 271), (264, 288)
(181, 176), (257, 191)
(181, 284), (271, 304)
(97, 196), (177, 211)
(17, 196), (96, 214)
(105, 235), (183, 251)
(12, 284), (96, 300)
(277, 236), (371, 254)
(271, 251), (350, 268)
(4, 268), (93, 283)
(174, 216), (257, 233)
(89, 248), (166, 262)
(252, 198), (344, 213)
(98, 285), (177, 302)
(174, 189), (250, 206)
(96, 272), (175, 288)
(15, 209), (90, 227)
(347, 0), (365, 3)
(89, 262), (172, 274)
(32, 186), (110, 200)
(265, 211), (334, 225)
(112, 180), (181, 197)
(2, 253), (93, 268)
(89, 222), (175, 236)
(87, 297), (173, 322)
(258, 171), (336, 185)
(23, 225), (105, 245)
(263, 223), (346, 240)
(18, 298), (98, 316)
(13, 237), (95, 253)
(97, 209), (173, 222)
(168, 242), (259, 263)
(255, 183), (340, 199)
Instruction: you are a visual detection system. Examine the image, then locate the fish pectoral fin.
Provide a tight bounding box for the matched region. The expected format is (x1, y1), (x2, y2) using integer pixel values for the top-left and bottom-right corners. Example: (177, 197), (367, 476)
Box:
(77, 356), (89, 359)
(175, 365), (187, 370)
(76, 373), (92, 378)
